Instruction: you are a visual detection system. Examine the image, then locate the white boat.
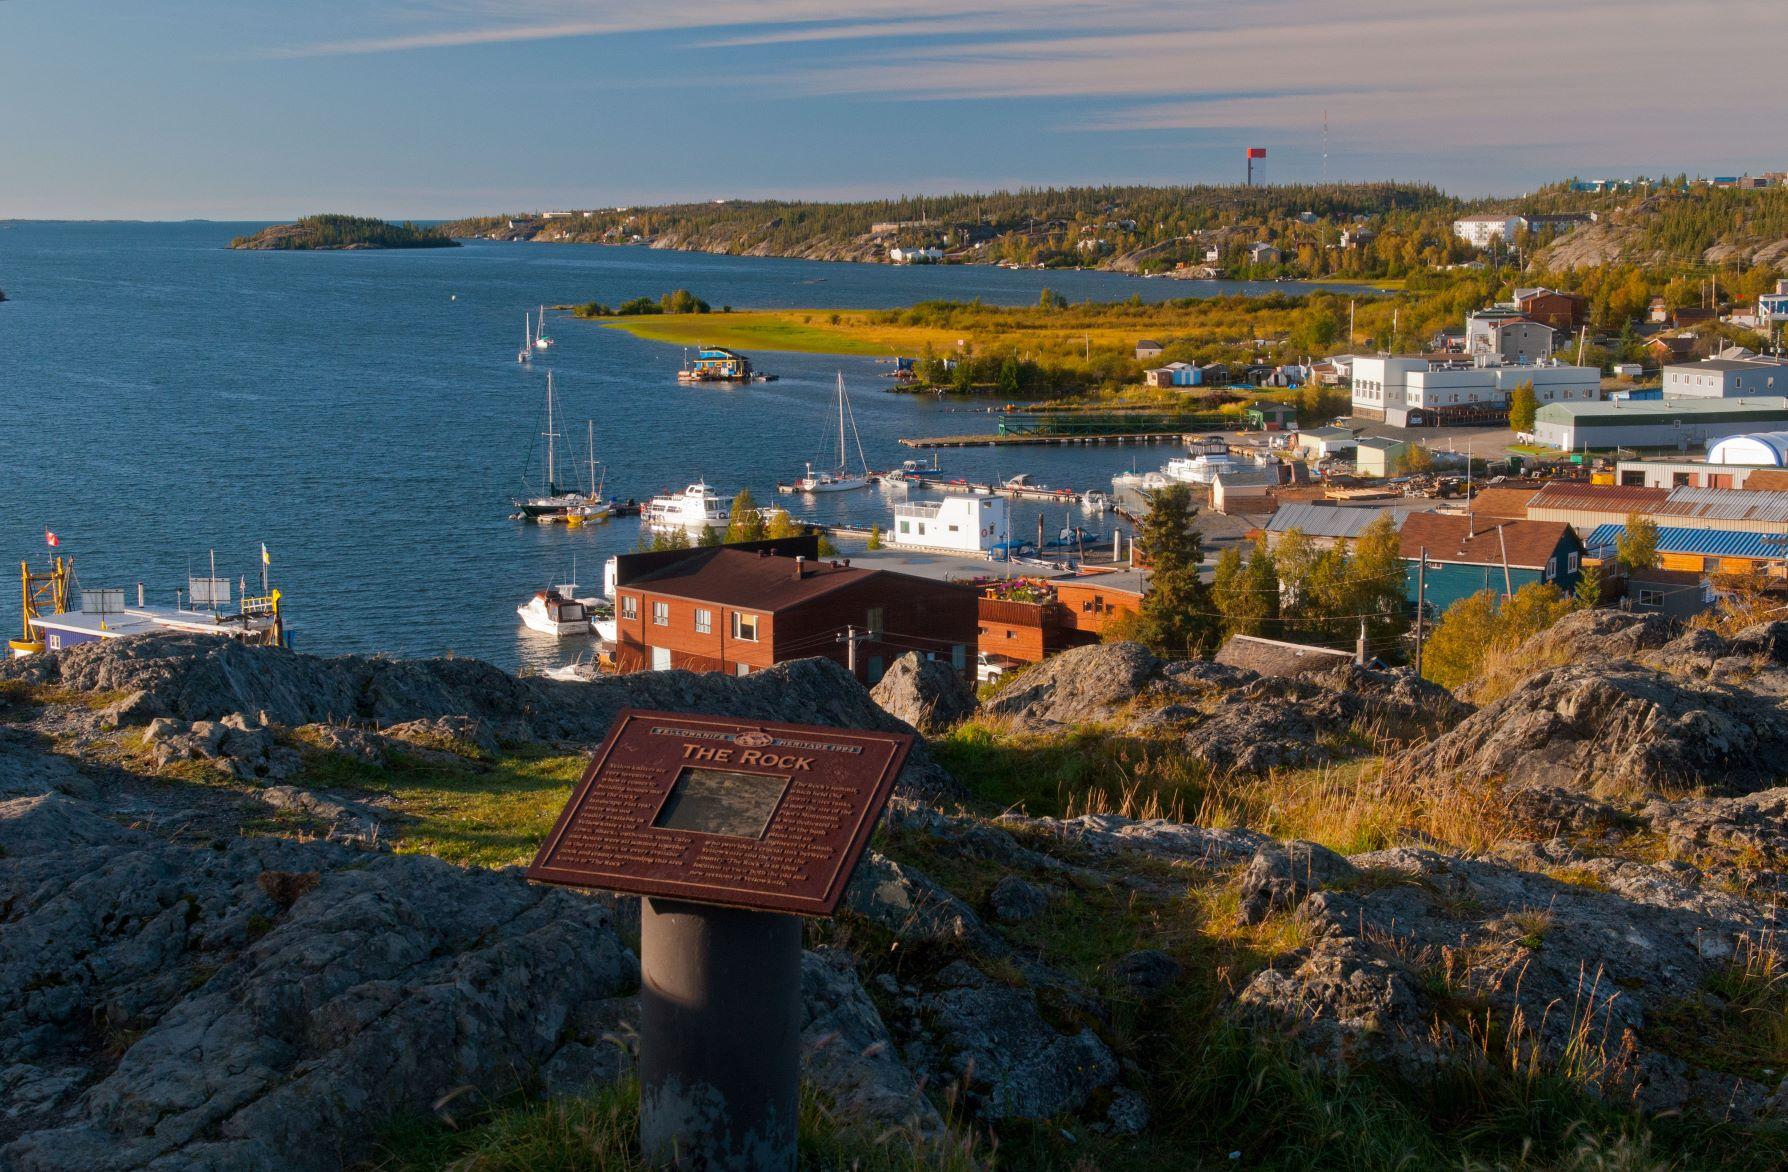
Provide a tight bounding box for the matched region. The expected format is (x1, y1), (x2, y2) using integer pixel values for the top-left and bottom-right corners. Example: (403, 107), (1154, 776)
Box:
(533, 304), (554, 350)
(644, 482), (732, 531)
(1081, 490), (1110, 511)
(517, 588), (593, 638)
(543, 653), (603, 683)
(517, 313), (533, 363)
(789, 373), (869, 493)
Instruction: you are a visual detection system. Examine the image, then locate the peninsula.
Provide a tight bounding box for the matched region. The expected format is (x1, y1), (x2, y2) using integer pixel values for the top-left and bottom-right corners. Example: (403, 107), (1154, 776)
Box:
(229, 214), (459, 251)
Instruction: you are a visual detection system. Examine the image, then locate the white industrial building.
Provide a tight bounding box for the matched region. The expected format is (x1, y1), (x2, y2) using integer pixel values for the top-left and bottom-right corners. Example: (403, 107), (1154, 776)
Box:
(1534, 397), (1788, 452)
(1661, 357), (1788, 399)
(1351, 355), (1599, 427)
(1708, 432), (1788, 466)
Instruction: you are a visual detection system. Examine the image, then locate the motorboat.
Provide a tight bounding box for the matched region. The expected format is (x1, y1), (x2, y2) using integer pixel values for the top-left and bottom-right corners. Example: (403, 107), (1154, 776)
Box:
(543, 652), (603, 683)
(517, 588), (593, 638)
(643, 482), (731, 531)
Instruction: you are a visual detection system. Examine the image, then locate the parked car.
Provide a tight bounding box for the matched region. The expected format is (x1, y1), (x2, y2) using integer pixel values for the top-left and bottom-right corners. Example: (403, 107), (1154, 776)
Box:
(976, 652), (1020, 685)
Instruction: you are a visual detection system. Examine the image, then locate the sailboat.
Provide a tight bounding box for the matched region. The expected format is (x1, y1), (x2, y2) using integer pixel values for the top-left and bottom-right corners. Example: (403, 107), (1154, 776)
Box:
(517, 313), (533, 364)
(513, 372), (586, 519)
(790, 373), (870, 493)
(533, 304), (554, 350)
(564, 420), (612, 524)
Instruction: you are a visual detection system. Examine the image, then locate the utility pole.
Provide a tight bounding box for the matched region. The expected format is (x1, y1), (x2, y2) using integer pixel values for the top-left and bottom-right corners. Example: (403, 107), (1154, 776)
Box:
(1497, 525), (1513, 598)
(1414, 547), (1428, 677)
(1356, 616), (1367, 666)
(836, 625), (870, 677)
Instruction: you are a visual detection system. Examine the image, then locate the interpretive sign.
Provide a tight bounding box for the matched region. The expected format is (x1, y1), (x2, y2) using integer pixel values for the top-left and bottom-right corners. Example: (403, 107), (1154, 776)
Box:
(527, 709), (913, 916)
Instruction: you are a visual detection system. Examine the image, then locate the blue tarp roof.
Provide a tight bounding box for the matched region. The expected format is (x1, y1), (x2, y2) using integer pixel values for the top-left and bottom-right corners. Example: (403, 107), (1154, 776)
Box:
(1584, 523), (1788, 560)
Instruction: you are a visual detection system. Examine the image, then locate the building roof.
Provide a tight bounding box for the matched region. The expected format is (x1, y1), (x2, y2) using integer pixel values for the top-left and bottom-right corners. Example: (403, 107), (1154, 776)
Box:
(1213, 468), (1277, 489)
(623, 547), (897, 611)
(1584, 524), (1788, 561)
(1398, 514), (1575, 569)
(1654, 486), (1788, 525)
(1265, 502), (1409, 539)
(1214, 634), (1355, 677)
(1353, 436), (1407, 452)
(1298, 426), (1357, 442)
(1743, 468), (1788, 491)
(1526, 482), (1669, 513)
(1535, 396), (1788, 424)
(1456, 214), (1517, 223)
(1466, 485), (1541, 519)
(1667, 358), (1788, 374)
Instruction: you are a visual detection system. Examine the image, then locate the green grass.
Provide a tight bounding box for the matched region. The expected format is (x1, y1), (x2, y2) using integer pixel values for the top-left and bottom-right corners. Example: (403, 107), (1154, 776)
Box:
(596, 311), (914, 356)
(294, 747), (587, 868)
(362, 1078), (984, 1172)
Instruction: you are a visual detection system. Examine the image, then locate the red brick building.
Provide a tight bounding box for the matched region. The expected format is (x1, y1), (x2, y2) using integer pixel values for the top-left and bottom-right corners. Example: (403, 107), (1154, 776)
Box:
(1513, 288), (1586, 332)
(612, 541), (976, 684)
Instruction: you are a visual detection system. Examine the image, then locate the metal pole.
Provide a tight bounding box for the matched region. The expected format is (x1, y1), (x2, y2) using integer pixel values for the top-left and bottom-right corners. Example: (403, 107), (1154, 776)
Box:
(1414, 546), (1427, 677)
(639, 898), (802, 1171)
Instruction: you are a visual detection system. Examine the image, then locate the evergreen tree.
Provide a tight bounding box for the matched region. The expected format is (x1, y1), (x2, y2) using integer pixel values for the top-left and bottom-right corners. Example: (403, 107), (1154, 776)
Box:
(1133, 484), (1216, 654)
(866, 525), (885, 551)
(697, 525), (722, 547)
(1574, 560), (1604, 607)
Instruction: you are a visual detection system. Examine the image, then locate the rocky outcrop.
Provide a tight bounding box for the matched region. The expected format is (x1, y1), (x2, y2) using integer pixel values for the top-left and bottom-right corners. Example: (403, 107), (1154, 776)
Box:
(985, 642), (1466, 773)
(4, 635), (955, 798)
(1411, 657), (1788, 799)
(1236, 844), (1788, 1121)
(1645, 787), (1788, 871)
(871, 652), (978, 734)
(0, 796), (637, 1170)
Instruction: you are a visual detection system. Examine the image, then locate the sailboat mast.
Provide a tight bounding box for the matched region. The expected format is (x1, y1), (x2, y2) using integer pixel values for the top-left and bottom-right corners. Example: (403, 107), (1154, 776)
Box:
(837, 374), (847, 471)
(587, 419), (596, 496)
(544, 372), (557, 491)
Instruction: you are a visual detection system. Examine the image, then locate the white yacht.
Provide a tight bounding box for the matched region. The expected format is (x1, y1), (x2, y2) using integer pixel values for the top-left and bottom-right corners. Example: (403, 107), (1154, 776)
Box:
(517, 588), (593, 638)
(1162, 453), (1244, 484)
(533, 304), (554, 350)
(789, 373), (870, 493)
(643, 482), (731, 531)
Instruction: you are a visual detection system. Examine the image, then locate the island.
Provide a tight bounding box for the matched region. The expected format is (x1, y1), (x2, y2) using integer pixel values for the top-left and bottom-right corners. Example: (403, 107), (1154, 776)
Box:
(229, 214), (459, 251)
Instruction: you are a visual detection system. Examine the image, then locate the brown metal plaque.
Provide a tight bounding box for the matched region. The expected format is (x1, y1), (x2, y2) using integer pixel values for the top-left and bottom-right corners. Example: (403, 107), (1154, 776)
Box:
(526, 709), (914, 916)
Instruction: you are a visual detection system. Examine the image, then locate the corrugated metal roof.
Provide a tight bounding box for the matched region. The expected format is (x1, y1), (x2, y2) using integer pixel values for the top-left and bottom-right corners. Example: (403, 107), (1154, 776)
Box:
(1656, 486), (1788, 524)
(1528, 482), (1669, 511)
(1266, 502), (1407, 538)
(1584, 523), (1788, 560)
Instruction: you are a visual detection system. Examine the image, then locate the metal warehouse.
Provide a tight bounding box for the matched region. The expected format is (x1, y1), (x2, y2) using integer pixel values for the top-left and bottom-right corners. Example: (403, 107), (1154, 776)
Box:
(1534, 396), (1788, 451)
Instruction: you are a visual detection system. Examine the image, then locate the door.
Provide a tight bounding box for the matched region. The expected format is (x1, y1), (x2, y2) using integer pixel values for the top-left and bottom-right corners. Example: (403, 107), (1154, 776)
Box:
(650, 646), (672, 671)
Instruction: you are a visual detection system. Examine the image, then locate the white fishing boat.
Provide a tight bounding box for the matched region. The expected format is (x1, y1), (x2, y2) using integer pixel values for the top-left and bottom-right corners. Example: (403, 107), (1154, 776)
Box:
(533, 304), (554, 350)
(788, 373), (869, 493)
(517, 588), (593, 638)
(517, 313), (533, 364)
(643, 482), (732, 531)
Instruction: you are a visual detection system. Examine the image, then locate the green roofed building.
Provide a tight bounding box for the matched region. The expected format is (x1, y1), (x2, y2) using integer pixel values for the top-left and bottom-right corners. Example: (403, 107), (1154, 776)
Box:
(1534, 396), (1788, 452)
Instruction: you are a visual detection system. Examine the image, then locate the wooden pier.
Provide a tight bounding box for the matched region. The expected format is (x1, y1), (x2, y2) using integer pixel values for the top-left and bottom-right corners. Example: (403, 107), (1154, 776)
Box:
(899, 432), (1187, 449)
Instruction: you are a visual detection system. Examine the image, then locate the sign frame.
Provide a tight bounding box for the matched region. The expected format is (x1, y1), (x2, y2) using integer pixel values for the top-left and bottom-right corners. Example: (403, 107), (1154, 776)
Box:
(527, 708), (913, 916)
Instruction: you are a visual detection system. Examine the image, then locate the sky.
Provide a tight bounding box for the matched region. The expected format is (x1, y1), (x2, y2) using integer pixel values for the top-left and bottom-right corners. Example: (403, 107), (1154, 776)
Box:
(3, 0), (1785, 219)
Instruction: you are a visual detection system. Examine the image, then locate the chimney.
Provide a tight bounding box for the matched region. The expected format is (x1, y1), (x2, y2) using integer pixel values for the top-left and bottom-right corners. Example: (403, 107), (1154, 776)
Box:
(793, 555), (806, 579)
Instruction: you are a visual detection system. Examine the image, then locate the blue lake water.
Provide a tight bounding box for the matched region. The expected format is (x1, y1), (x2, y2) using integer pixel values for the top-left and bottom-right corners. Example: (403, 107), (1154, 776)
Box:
(0, 222), (1309, 669)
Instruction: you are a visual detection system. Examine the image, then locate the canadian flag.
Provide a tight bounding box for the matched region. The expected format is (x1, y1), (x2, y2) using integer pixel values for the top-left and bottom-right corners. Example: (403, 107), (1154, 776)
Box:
(44, 529), (59, 548)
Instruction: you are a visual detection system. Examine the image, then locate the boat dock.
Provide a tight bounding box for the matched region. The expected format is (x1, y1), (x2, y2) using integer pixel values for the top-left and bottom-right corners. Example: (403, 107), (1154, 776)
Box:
(893, 474), (1087, 502)
(900, 432), (1187, 449)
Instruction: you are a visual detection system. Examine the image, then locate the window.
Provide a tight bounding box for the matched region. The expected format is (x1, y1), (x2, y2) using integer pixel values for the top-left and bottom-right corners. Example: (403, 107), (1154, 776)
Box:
(1546, 557), (1557, 580)
(1637, 588), (1665, 608)
(898, 520), (910, 534)
(951, 644), (966, 671)
(731, 612), (759, 642)
(866, 607), (884, 637)
(694, 608), (712, 634)
(1567, 552), (1580, 573)
(652, 601), (669, 626)
(621, 594), (638, 620)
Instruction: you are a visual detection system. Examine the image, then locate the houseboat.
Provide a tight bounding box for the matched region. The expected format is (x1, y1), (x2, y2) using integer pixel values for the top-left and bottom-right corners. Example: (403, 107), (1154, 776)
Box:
(677, 347), (755, 384)
(889, 494), (1011, 556)
(643, 482), (732, 532)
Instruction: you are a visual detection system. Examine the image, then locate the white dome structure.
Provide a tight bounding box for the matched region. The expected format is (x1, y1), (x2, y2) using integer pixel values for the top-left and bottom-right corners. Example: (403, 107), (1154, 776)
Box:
(1709, 432), (1788, 466)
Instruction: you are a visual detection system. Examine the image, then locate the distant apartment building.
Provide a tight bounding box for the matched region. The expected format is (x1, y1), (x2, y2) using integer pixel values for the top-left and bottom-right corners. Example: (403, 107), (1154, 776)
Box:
(1453, 215), (1522, 248)
(1466, 311), (1556, 364)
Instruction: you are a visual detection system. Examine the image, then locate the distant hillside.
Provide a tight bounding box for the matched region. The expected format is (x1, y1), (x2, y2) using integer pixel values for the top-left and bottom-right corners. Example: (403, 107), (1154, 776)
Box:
(1533, 185), (1788, 271)
(230, 214), (458, 251)
(444, 183), (1467, 277)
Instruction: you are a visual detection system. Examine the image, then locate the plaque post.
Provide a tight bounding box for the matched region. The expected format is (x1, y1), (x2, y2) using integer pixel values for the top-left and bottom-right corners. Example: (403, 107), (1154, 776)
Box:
(525, 711), (913, 1172)
(639, 898), (802, 1170)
